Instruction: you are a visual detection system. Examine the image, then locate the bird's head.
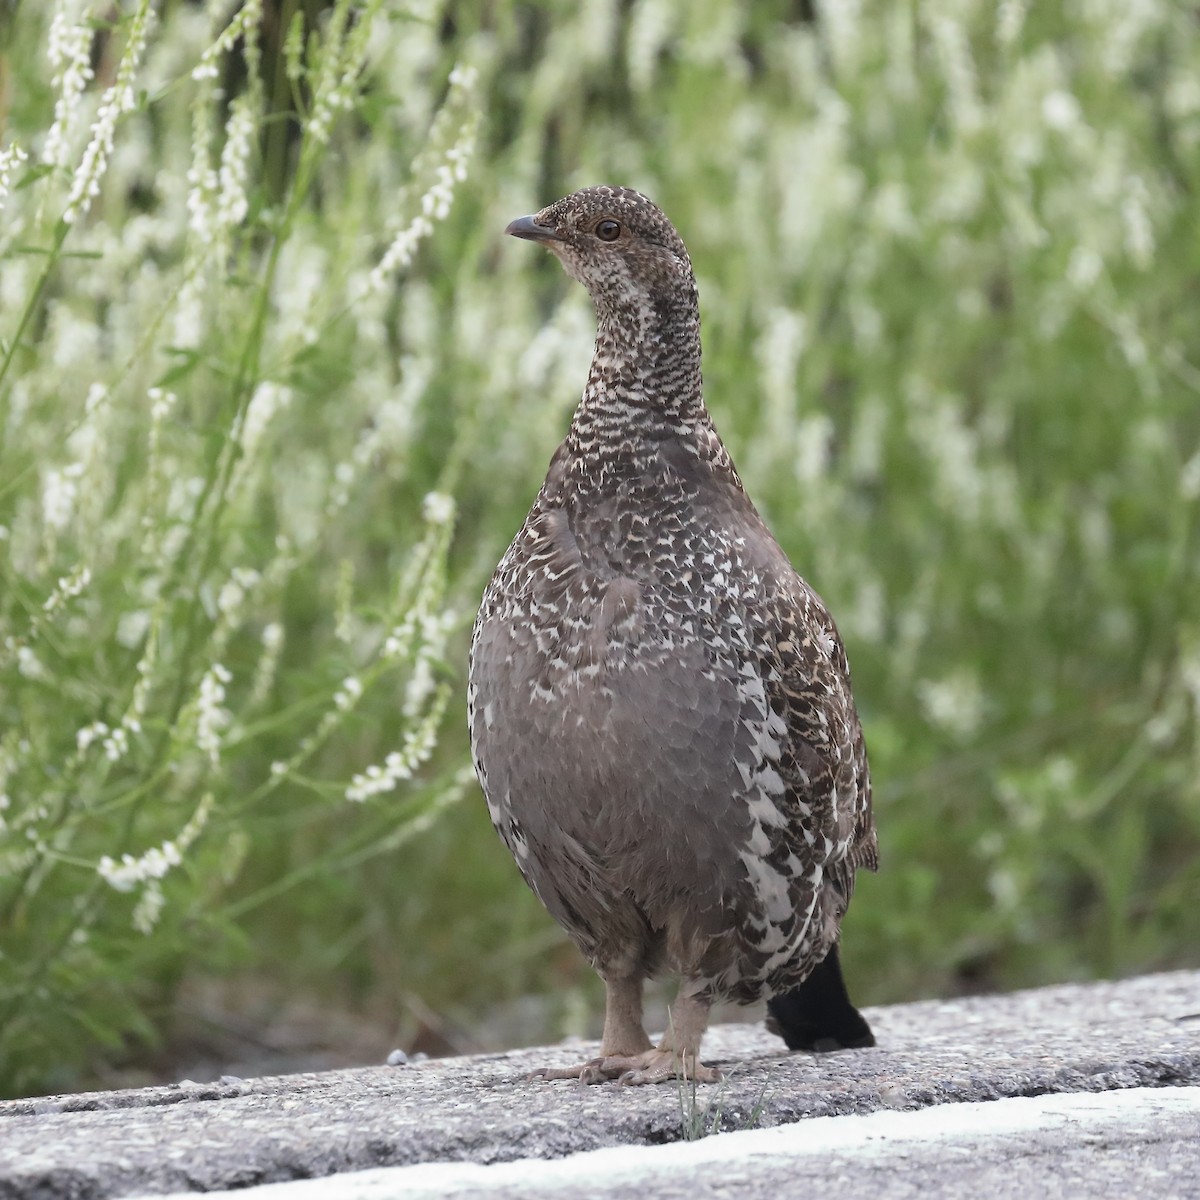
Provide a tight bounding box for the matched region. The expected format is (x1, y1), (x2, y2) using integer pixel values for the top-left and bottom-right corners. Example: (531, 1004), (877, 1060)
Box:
(505, 185), (696, 319)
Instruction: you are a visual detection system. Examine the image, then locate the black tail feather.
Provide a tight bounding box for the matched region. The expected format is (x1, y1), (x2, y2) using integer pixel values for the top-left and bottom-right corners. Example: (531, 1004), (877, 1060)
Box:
(766, 944), (875, 1052)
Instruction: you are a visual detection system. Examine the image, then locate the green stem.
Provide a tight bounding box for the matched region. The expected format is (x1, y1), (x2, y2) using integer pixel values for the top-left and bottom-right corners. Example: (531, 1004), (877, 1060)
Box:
(0, 220), (69, 445)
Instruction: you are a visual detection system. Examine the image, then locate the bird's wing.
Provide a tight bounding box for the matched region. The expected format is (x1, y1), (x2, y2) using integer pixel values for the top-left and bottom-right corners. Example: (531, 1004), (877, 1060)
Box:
(757, 560), (877, 885)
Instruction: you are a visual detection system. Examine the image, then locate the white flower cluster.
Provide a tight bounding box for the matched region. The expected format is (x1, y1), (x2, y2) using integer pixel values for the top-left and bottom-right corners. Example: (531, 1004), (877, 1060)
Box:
(96, 794), (214, 933)
(43, 6), (95, 169)
(15, 646), (45, 680)
(383, 596), (453, 663)
(42, 462), (83, 531)
(1098, 0), (1161, 75)
(422, 158), (462, 222)
(1041, 89), (1081, 133)
(76, 721), (107, 752)
(369, 67), (478, 292)
(64, 0), (156, 224)
(248, 621), (285, 707)
(447, 63), (477, 90)
(333, 675), (363, 712)
(379, 494), (458, 682)
(98, 840), (182, 893)
(180, 0), (262, 330)
(124, 616), (159, 721)
(217, 566), (262, 617)
(41, 564), (91, 615)
(173, 274), (205, 348)
(0, 143), (27, 213)
(930, 13), (983, 135)
(196, 663), (233, 764)
(821, 0), (863, 72)
(238, 381), (292, 460)
(102, 724), (132, 762)
(1121, 174), (1155, 269)
(148, 385), (177, 422)
(327, 360), (428, 509)
(794, 414), (834, 486)
(370, 216), (431, 287)
(421, 491), (455, 526)
(404, 610), (454, 718)
(184, 156), (219, 248)
(282, 8), (305, 83)
(382, 613), (417, 660)
(133, 883), (165, 935)
(627, 0), (675, 94)
(996, 0), (1027, 47)
(228, 379), (296, 501)
(917, 670), (986, 740)
(216, 94), (256, 230)
(143, 388), (178, 516)
(345, 687), (448, 802)
(191, 0), (263, 83)
(750, 307), (809, 481)
(38, 381), (107, 542)
(325, 459), (356, 517)
(75, 715), (142, 763)
(306, 4), (367, 149)
(307, 78), (356, 148)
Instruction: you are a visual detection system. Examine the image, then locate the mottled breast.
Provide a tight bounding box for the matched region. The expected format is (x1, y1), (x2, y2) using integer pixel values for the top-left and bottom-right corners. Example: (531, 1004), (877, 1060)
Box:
(468, 444), (871, 996)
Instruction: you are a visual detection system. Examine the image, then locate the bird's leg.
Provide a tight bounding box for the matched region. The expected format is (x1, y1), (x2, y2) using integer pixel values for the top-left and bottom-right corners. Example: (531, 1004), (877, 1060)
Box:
(529, 972), (652, 1082)
(530, 976), (722, 1085)
(616, 979), (722, 1086)
(600, 972), (655, 1057)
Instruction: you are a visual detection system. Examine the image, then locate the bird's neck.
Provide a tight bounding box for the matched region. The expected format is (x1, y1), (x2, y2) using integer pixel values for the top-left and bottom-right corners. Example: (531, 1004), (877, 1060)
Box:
(567, 291), (708, 456)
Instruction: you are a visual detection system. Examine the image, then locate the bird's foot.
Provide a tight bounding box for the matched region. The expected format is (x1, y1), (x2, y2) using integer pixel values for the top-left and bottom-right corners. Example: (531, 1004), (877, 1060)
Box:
(530, 1049), (721, 1086)
(615, 1048), (723, 1086)
(527, 1055), (637, 1084)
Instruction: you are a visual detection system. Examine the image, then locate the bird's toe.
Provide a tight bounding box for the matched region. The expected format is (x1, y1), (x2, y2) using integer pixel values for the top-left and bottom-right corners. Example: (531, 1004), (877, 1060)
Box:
(527, 1049), (721, 1085)
(614, 1050), (722, 1086)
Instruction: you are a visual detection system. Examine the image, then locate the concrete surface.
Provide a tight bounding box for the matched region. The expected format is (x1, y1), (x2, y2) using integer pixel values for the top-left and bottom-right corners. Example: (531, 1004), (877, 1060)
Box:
(1, 971), (1197, 1200)
(138, 1087), (1200, 1200)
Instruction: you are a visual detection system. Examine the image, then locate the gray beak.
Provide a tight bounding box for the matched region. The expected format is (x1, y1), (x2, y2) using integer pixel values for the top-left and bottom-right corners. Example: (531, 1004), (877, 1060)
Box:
(505, 215), (564, 243)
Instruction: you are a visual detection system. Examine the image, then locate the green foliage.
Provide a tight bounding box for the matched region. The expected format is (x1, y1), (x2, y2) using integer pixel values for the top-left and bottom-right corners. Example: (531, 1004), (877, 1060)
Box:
(1, 0), (1198, 1097)
(0, 0), (479, 1096)
(677, 1067), (775, 1141)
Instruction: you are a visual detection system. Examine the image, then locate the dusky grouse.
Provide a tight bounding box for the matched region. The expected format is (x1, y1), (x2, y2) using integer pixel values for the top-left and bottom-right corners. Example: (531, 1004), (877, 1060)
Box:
(469, 185), (877, 1084)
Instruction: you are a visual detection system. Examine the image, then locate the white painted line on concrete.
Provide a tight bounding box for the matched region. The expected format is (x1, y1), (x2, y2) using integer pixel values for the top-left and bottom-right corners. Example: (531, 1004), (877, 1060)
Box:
(135, 1086), (1200, 1199)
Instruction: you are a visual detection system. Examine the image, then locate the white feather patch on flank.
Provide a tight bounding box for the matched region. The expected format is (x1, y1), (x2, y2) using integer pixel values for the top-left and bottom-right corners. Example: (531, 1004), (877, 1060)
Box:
(745, 822), (772, 858)
(739, 850), (794, 925)
(757, 766), (786, 796)
(745, 791), (789, 829)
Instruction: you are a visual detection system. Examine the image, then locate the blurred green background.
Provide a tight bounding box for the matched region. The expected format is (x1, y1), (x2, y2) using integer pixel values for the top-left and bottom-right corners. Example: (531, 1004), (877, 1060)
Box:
(0, 0), (1198, 1098)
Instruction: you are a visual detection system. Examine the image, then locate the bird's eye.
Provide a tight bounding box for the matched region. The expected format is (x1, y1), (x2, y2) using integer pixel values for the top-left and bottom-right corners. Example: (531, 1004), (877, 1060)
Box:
(595, 219), (621, 242)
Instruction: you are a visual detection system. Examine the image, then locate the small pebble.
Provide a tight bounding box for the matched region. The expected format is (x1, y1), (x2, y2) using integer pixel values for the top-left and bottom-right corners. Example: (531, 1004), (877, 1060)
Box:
(386, 1049), (408, 1067)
